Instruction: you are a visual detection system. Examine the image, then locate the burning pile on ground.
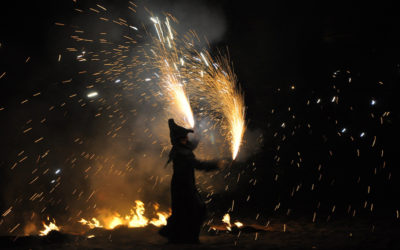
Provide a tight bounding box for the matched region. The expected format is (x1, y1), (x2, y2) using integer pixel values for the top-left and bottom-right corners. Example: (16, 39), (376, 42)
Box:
(37, 200), (169, 236)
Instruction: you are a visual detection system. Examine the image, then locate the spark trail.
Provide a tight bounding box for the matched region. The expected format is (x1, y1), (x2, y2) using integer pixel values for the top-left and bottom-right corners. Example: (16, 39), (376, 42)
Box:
(146, 16), (195, 128)
(144, 15), (246, 158)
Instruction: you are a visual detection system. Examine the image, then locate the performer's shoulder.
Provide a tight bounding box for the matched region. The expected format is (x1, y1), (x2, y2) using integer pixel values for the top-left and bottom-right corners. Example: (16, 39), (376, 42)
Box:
(174, 145), (193, 157)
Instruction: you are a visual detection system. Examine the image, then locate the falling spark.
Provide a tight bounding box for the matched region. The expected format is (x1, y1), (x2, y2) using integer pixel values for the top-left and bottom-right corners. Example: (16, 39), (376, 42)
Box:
(87, 92), (98, 98)
(200, 52), (209, 67)
(0, 1), (390, 240)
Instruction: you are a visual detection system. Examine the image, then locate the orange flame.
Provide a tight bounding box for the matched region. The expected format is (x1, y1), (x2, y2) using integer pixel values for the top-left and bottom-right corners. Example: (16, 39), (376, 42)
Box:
(222, 213), (243, 231)
(79, 200), (169, 230)
(150, 212), (169, 227)
(222, 213), (232, 231)
(127, 200), (148, 227)
(39, 219), (60, 236)
(78, 218), (102, 229)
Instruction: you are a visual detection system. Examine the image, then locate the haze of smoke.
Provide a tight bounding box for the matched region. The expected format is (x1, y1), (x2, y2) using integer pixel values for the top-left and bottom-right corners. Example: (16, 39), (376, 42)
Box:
(0, 0), (237, 235)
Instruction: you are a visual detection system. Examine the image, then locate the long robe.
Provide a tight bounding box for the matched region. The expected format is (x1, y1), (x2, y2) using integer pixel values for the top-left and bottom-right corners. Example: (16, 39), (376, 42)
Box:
(160, 141), (217, 243)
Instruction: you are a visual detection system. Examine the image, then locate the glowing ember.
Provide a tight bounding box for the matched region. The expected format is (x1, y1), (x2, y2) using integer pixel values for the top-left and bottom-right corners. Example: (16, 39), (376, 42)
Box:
(234, 221), (243, 228)
(78, 218), (102, 229)
(39, 220), (60, 236)
(222, 213), (232, 231)
(222, 213), (243, 230)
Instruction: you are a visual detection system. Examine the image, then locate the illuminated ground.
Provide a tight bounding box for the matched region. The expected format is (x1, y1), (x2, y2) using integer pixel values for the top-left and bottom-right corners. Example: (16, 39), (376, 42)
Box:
(1, 218), (399, 249)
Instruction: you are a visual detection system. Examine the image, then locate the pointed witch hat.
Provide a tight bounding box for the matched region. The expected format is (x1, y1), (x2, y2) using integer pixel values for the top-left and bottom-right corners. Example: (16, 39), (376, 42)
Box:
(168, 119), (194, 145)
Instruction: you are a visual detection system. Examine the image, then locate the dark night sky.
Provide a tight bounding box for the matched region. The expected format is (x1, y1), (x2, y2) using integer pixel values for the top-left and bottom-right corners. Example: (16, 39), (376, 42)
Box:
(0, 0), (399, 235)
(1, 0), (399, 116)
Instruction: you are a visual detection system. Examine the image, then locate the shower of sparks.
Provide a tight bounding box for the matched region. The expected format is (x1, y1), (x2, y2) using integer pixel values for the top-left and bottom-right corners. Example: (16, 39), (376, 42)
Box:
(0, 1), (393, 239)
(145, 16), (195, 128)
(0, 3), (247, 236)
(204, 56), (246, 160)
(185, 52), (246, 159)
(144, 16), (245, 158)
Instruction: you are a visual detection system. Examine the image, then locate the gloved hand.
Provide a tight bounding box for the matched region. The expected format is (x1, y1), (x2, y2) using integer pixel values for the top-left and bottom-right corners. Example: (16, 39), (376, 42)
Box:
(217, 159), (233, 169)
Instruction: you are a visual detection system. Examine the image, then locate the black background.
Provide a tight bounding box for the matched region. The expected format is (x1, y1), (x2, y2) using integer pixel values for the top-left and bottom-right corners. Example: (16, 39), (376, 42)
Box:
(0, 0), (399, 230)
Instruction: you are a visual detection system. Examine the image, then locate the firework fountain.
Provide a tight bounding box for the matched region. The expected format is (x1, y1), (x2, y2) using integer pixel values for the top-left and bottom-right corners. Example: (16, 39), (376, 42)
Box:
(144, 15), (246, 159)
(0, 2), (247, 236)
(186, 52), (246, 160)
(145, 16), (195, 128)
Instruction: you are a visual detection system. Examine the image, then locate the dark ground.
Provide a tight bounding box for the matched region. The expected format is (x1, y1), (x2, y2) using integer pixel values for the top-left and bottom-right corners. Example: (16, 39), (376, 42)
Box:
(1, 218), (400, 250)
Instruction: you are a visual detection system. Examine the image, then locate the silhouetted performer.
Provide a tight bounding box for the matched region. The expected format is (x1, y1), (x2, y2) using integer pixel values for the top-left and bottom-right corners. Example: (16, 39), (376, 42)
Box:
(159, 119), (222, 244)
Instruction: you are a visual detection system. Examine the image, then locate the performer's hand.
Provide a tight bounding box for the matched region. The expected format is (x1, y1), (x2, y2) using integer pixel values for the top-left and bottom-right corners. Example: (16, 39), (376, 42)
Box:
(192, 131), (201, 141)
(217, 159), (230, 170)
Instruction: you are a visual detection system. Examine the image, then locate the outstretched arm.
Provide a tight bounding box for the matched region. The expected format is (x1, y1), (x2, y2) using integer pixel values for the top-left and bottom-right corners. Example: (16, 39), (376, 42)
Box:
(191, 158), (219, 172)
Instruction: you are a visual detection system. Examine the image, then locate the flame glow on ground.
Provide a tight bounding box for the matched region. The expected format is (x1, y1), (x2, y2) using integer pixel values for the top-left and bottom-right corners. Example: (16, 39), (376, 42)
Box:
(39, 211), (242, 236)
(39, 220), (60, 236)
(39, 201), (169, 236)
(78, 200), (169, 230)
(16, 9), (246, 237)
(221, 213), (243, 231)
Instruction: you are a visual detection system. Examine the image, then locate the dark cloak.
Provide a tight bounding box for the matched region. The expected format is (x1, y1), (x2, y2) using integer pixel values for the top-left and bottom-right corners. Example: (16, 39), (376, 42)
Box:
(160, 119), (218, 243)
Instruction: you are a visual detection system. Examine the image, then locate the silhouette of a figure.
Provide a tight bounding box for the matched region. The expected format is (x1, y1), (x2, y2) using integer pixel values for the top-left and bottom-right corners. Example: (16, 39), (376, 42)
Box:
(159, 119), (220, 243)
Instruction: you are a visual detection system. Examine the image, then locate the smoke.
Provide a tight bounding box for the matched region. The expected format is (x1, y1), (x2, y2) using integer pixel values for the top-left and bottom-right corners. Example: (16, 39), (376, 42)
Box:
(0, 0), (235, 235)
(68, 0), (230, 223)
